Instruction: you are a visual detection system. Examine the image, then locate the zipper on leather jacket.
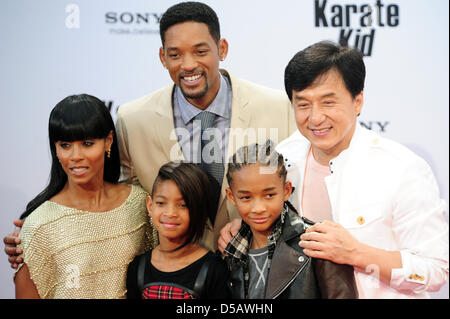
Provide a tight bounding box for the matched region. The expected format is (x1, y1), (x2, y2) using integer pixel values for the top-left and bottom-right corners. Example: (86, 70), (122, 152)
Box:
(270, 256), (311, 299)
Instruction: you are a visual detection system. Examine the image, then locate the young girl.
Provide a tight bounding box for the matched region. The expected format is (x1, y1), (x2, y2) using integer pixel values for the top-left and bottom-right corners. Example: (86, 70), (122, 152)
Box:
(126, 162), (231, 299)
(224, 140), (357, 299)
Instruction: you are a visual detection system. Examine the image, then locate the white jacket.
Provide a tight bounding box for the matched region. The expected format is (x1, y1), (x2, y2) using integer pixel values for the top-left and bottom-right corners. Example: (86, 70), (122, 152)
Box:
(276, 125), (449, 298)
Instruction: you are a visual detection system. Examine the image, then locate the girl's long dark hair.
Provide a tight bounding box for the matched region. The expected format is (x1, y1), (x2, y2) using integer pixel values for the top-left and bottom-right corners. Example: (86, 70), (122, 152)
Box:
(151, 162), (213, 251)
(20, 94), (120, 219)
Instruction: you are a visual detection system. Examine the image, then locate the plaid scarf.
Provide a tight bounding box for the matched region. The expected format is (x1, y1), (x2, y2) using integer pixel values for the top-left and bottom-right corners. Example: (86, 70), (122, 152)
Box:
(224, 203), (288, 298)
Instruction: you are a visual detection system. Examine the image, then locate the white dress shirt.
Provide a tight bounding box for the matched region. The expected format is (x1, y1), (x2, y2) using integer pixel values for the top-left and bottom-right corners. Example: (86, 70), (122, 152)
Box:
(276, 124), (449, 298)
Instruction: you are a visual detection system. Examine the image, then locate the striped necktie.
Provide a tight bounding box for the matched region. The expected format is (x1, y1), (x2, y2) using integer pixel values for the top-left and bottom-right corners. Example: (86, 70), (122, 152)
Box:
(195, 111), (224, 185)
(194, 111), (224, 223)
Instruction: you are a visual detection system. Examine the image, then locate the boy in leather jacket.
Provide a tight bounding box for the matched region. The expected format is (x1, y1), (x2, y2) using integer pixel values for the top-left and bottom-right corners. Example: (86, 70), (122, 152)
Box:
(224, 141), (357, 298)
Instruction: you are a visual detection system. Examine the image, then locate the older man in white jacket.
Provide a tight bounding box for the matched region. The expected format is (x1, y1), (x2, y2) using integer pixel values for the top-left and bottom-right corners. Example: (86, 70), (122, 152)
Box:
(277, 41), (448, 298)
(219, 40), (448, 298)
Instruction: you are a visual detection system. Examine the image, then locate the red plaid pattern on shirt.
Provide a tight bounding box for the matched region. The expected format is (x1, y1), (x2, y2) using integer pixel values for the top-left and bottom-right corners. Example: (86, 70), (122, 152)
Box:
(142, 284), (195, 299)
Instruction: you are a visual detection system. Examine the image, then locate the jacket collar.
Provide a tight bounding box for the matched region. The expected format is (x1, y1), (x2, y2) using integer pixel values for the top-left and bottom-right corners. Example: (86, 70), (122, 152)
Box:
(216, 70), (254, 224)
(328, 122), (364, 168)
(153, 85), (184, 162)
(224, 203), (289, 265)
(281, 203), (311, 242)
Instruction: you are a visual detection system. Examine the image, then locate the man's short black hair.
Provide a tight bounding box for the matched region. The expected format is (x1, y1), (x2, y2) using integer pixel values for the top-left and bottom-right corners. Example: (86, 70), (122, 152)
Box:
(159, 1), (221, 45)
(284, 41), (366, 101)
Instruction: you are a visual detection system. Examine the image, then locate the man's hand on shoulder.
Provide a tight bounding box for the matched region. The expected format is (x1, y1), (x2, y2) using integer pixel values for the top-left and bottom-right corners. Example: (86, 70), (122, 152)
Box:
(218, 218), (242, 254)
(3, 219), (24, 269)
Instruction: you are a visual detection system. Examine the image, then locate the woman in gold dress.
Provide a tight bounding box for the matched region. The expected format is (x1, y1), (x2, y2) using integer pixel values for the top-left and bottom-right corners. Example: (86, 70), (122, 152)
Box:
(14, 94), (157, 298)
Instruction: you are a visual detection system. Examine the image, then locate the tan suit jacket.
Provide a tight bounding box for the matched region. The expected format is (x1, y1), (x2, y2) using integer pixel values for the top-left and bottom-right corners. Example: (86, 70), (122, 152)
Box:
(116, 70), (296, 251)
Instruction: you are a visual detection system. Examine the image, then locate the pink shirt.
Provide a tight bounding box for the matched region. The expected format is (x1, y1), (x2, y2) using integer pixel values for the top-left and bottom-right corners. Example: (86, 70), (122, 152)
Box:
(301, 148), (333, 222)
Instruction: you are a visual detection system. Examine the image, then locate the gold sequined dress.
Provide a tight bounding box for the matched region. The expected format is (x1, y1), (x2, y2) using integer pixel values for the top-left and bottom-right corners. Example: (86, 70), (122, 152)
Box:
(16, 184), (158, 299)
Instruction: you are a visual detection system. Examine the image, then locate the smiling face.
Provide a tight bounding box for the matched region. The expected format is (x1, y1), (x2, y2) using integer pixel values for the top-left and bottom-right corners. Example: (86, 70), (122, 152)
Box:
(226, 164), (292, 242)
(147, 179), (190, 245)
(55, 132), (112, 187)
(159, 21), (228, 110)
(292, 69), (363, 165)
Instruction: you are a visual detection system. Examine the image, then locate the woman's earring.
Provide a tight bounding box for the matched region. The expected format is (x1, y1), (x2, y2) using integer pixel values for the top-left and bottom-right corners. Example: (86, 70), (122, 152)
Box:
(107, 149), (111, 158)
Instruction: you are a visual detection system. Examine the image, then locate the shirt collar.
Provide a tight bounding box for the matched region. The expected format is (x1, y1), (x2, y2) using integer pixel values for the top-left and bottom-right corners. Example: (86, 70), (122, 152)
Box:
(175, 73), (231, 125)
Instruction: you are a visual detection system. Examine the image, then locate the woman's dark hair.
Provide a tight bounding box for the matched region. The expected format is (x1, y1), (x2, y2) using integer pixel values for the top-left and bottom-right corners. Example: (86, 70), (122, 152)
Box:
(151, 162), (212, 251)
(226, 140), (287, 189)
(20, 94), (120, 219)
(284, 40), (366, 101)
(159, 1), (221, 45)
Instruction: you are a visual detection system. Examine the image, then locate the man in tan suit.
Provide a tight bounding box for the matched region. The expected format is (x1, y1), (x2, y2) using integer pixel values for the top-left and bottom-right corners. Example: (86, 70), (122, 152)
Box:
(115, 2), (296, 251)
(3, 1), (295, 265)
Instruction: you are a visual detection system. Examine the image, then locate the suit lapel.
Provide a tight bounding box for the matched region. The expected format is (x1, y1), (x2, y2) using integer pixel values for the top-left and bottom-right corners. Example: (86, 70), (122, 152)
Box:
(216, 72), (251, 223)
(154, 85), (185, 162)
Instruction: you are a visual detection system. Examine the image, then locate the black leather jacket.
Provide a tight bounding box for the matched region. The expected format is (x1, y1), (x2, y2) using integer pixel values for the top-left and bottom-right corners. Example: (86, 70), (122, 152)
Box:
(228, 209), (358, 299)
